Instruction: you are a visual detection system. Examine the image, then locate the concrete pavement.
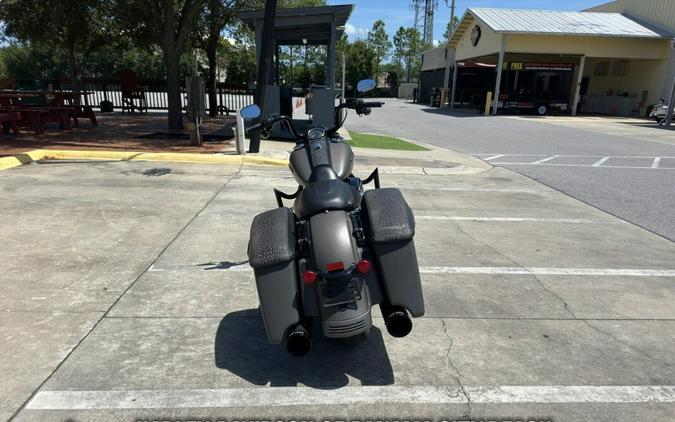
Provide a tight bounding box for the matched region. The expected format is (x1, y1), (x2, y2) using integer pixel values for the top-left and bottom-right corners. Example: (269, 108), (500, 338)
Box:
(1, 143), (674, 421)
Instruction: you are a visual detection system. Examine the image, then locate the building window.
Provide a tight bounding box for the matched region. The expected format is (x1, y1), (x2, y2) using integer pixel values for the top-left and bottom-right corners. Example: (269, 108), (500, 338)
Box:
(594, 62), (609, 76)
(613, 61), (630, 76)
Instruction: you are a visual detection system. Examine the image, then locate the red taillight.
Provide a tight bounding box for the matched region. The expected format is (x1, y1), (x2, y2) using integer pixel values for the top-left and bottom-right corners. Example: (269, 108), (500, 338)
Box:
(302, 270), (317, 284)
(357, 259), (372, 274)
(326, 261), (345, 272)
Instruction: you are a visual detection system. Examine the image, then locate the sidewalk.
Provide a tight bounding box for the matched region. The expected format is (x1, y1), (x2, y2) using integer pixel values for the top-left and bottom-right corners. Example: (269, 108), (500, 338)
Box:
(0, 112), (238, 157)
(259, 133), (492, 175)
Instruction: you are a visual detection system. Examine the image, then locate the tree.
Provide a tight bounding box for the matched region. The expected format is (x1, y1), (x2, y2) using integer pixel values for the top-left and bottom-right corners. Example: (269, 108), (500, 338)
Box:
(114, 0), (205, 130)
(392, 27), (422, 83)
(366, 20), (391, 85)
(0, 49), (7, 79)
(342, 40), (375, 90)
(194, 0), (236, 117)
(0, 0), (110, 100)
(442, 17), (460, 41)
(0, 40), (165, 80)
(392, 27), (406, 81)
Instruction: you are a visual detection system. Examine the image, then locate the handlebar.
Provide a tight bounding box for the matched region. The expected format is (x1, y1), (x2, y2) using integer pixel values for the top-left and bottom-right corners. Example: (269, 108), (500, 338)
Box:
(245, 98), (383, 140)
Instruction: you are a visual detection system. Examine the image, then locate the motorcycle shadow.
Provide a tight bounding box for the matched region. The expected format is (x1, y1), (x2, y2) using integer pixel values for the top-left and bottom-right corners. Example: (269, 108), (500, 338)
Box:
(214, 308), (395, 388)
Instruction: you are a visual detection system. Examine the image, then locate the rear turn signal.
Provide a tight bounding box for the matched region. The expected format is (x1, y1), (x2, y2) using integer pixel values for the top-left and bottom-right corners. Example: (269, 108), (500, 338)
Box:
(357, 259), (372, 274)
(302, 271), (317, 284)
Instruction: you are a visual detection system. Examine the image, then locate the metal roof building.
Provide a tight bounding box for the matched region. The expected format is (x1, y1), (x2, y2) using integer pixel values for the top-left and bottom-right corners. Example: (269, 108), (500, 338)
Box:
(440, 4), (675, 117)
(453, 8), (672, 39)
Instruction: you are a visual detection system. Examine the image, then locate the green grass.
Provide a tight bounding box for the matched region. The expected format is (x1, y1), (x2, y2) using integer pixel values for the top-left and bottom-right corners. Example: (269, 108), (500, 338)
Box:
(346, 131), (429, 151)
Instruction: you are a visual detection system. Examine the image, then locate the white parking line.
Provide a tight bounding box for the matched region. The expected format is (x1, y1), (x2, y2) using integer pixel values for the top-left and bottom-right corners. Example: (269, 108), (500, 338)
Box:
(652, 157), (662, 169)
(592, 157), (611, 167)
(148, 264), (251, 273)
(473, 154), (675, 170)
(491, 162), (675, 170)
(474, 154), (675, 159)
(148, 264), (675, 277)
(26, 385), (675, 410)
(531, 155), (558, 164)
(419, 267), (675, 277)
(484, 154), (505, 161)
(416, 216), (617, 223)
(421, 187), (541, 193)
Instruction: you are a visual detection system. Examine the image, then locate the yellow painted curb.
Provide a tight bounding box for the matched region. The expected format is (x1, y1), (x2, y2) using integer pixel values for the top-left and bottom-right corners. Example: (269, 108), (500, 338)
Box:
(0, 155), (25, 171)
(0, 149), (288, 171)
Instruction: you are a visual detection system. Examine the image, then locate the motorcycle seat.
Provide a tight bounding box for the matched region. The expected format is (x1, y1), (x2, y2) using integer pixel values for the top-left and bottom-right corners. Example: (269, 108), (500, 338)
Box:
(294, 179), (361, 219)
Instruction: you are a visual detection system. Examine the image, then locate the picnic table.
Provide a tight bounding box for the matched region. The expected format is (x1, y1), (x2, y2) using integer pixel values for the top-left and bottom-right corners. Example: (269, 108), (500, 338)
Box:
(0, 90), (98, 134)
(0, 92), (50, 134)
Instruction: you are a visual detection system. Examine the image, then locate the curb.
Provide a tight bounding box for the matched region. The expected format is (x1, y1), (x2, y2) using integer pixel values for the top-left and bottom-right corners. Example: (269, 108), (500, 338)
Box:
(0, 149), (289, 171)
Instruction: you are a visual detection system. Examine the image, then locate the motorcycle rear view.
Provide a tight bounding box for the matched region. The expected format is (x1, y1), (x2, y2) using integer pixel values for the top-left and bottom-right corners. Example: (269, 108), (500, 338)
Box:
(244, 80), (425, 356)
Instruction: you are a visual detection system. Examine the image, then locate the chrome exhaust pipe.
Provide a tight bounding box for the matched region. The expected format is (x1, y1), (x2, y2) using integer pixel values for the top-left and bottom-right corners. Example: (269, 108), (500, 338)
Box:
(286, 322), (312, 356)
(380, 304), (413, 338)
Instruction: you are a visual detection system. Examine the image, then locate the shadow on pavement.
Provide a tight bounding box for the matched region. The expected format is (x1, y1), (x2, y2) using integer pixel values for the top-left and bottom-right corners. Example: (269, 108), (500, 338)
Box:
(419, 107), (485, 118)
(214, 308), (395, 388)
(198, 260), (249, 270)
(619, 121), (675, 131)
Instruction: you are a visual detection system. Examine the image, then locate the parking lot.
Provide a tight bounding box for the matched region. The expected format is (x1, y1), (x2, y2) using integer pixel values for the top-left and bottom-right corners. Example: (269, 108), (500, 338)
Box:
(2, 148), (675, 420)
(474, 154), (675, 170)
(348, 99), (675, 241)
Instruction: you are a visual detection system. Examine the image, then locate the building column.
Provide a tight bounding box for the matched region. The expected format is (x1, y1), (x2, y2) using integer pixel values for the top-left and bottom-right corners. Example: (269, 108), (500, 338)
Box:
(492, 35), (508, 116)
(571, 55), (586, 116)
(442, 48), (451, 107)
(665, 71), (675, 126)
(450, 62), (458, 110)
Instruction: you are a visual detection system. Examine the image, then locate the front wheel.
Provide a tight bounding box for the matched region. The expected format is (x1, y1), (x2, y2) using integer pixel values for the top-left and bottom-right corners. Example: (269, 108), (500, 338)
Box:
(536, 104), (549, 116)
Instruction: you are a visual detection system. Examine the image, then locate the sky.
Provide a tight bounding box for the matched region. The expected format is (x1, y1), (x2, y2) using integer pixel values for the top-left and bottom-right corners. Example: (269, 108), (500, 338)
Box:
(331, 0), (607, 45)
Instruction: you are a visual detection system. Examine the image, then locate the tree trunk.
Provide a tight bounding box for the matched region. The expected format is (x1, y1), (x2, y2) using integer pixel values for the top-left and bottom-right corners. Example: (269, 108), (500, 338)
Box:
(165, 53), (184, 130)
(206, 40), (218, 117)
(67, 45), (81, 105)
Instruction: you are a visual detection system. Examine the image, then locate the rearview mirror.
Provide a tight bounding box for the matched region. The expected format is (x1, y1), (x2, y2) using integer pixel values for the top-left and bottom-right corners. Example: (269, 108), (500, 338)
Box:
(240, 104), (261, 119)
(356, 79), (376, 93)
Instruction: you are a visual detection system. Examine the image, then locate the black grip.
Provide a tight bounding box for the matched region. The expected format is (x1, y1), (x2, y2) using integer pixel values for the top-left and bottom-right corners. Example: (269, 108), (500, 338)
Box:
(245, 123), (263, 134)
(361, 101), (384, 108)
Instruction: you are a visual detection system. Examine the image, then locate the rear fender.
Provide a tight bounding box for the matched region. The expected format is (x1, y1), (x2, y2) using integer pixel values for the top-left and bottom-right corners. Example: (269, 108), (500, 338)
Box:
(308, 211), (359, 271)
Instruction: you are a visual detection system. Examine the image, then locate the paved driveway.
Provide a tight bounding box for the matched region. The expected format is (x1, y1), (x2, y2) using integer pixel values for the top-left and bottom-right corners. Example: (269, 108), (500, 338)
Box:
(2, 157), (675, 421)
(347, 100), (675, 241)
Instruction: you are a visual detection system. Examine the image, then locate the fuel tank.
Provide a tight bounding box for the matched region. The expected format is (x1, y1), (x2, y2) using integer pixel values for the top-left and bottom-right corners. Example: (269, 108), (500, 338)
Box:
(290, 138), (354, 186)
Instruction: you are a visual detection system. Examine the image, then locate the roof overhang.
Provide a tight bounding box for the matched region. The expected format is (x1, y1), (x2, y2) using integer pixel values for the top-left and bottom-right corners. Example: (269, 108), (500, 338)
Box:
(238, 5), (353, 46)
(448, 7), (674, 49)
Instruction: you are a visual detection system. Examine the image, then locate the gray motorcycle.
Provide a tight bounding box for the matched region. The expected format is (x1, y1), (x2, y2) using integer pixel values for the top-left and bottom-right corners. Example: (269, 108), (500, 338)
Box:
(242, 80), (425, 356)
